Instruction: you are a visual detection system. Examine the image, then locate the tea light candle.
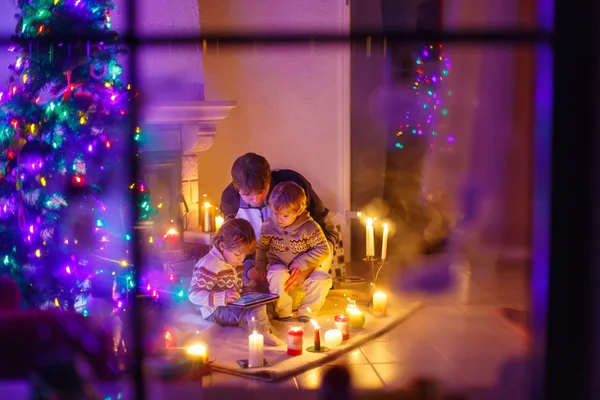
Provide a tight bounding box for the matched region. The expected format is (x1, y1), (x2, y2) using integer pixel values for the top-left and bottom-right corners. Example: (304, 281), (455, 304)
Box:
(215, 215), (224, 231)
(334, 314), (350, 340)
(365, 218), (375, 257)
(287, 326), (304, 356)
(248, 331), (264, 367)
(310, 319), (321, 351)
(372, 291), (388, 316)
(324, 329), (343, 347)
(201, 202), (216, 232)
(345, 303), (366, 329)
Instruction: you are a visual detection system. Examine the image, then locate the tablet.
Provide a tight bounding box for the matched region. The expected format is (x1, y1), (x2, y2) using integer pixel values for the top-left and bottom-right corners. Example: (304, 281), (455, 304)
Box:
(228, 292), (280, 308)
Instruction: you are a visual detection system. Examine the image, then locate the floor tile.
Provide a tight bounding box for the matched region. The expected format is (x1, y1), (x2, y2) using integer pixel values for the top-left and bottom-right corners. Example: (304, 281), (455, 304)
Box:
(203, 372), (297, 389)
(326, 348), (370, 365)
(296, 364), (383, 390)
(373, 361), (467, 390)
(360, 340), (447, 365)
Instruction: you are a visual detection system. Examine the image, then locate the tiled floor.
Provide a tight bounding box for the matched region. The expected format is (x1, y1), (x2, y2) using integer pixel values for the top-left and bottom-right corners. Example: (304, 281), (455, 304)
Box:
(200, 262), (531, 398)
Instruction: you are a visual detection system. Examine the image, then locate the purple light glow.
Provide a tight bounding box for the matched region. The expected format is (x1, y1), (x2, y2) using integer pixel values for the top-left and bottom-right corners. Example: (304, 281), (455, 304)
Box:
(447, 136), (455, 142)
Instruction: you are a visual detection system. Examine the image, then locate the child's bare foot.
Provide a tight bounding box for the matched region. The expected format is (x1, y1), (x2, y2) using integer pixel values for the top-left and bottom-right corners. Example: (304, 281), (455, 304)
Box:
(262, 331), (285, 347)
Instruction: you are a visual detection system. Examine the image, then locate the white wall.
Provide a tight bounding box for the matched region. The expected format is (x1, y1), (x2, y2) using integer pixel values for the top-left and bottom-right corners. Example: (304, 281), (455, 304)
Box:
(197, 0), (350, 217)
(0, 2), (18, 85)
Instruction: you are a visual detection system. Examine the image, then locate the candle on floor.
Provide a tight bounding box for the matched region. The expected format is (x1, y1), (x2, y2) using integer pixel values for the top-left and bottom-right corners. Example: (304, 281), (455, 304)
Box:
(310, 319), (321, 351)
(287, 326), (304, 356)
(372, 291), (388, 317)
(201, 202), (216, 232)
(334, 314), (350, 340)
(248, 331), (264, 368)
(215, 215), (224, 231)
(186, 343), (208, 364)
(345, 301), (366, 329)
(381, 223), (389, 260)
(365, 218), (375, 257)
(324, 329), (343, 347)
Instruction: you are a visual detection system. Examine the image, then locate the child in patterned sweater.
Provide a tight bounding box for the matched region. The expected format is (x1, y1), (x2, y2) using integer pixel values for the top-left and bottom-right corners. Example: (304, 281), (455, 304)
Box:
(188, 218), (284, 346)
(256, 182), (333, 323)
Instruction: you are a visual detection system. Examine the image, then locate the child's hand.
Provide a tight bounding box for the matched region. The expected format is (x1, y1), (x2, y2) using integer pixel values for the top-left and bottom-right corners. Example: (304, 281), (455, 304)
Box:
(225, 289), (241, 303)
(248, 268), (268, 286)
(289, 262), (301, 274)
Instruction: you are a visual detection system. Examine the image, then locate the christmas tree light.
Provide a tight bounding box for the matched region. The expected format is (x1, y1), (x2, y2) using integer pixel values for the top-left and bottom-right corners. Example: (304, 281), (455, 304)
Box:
(0, 0), (160, 309)
(395, 44), (453, 151)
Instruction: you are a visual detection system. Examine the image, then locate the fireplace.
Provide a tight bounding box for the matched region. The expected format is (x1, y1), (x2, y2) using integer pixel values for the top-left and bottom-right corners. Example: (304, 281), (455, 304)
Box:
(141, 101), (236, 238)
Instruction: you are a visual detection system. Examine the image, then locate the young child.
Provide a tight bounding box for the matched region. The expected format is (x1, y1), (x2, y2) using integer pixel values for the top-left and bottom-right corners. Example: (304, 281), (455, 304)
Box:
(188, 218), (284, 346)
(256, 182), (333, 323)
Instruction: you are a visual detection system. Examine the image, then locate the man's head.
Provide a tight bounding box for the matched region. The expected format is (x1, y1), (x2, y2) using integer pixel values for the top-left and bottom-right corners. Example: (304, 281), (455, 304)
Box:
(231, 153), (271, 207)
(268, 182), (307, 228)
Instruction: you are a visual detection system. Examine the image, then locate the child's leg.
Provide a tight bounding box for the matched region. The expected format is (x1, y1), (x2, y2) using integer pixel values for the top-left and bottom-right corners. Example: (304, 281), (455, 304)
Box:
(205, 306), (247, 326)
(297, 269), (332, 319)
(267, 264), (293, 319)
(243, 305), (285, 347)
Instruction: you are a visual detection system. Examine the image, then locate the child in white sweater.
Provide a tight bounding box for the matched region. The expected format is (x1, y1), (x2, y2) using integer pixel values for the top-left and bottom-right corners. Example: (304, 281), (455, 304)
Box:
(256, 182), (332, 323)
(188, 218), (284, 346)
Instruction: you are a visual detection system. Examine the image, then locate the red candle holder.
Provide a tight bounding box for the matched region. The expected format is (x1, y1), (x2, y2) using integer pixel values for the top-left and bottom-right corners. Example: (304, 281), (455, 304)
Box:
(287, 327), (304, 356)
(334, 315), (350, 340)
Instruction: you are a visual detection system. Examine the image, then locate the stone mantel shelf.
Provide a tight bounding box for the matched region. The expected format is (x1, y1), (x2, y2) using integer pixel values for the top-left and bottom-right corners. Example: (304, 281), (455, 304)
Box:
(142, 101), (237, 155)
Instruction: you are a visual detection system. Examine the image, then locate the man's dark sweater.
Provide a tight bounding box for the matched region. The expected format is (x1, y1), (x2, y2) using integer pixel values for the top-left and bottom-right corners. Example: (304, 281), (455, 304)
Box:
(220, 169), (339, 247)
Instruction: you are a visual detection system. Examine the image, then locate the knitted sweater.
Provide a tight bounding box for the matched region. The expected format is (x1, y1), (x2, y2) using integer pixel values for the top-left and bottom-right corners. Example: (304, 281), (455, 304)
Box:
(255, 211), (330, 273)
(188, 246), (244, 319)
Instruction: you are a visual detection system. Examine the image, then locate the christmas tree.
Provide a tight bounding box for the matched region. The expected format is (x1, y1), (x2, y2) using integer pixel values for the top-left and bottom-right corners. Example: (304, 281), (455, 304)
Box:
(393, 44), (452, 151)
(0, 0), (155, 309)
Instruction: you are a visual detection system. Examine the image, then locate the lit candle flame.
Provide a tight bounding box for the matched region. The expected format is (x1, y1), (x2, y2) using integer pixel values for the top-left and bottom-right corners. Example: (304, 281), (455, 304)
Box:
(310, 319), (320, 329)
(366, 218), (373, 227)
(186, 344), (207, 356)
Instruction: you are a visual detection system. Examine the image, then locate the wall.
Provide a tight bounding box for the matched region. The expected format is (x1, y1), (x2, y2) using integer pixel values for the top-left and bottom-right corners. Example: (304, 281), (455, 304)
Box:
(0, 2), (18, 84)
(440, 0), (533, 262)
(196, 0), (350, 218)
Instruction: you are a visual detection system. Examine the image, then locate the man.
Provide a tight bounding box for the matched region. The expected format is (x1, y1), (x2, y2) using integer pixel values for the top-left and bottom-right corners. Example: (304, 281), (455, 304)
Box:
(221, 153), (339, 291)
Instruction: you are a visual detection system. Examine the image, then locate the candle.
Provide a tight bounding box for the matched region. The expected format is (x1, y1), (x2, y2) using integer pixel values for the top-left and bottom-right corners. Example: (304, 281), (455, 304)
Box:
(248, 331), (264, 368)
(186, 343), (208, 364)
(372, 291), (388, 317)
(201, 202), (216, 232)
(381, 223), (389, 260)
(345, 303), (366, 329)
(324, 329), (343, 347)
(310, 320), (321, 351)
(365, 218), (375, 257)
(334, 314), (350, 340)
(215, 215), (224, 231)
(287, 326), (304, 356)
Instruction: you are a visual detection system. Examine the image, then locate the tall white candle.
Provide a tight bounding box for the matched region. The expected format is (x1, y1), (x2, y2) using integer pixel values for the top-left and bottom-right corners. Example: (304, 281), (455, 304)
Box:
(381, 223), (389, 260)
(365, 218), (375, 257)
(215, 215), (224, 231)
(248, 331), (264, 368)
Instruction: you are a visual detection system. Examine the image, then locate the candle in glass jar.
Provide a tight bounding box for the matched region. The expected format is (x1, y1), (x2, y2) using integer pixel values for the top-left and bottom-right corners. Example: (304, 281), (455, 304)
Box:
(365, 218), (375, 257)
(287, 326), (304, 356)
(381, 223), (389, 260)
(310, 320), (321, 351)
(345, 303), (366, 329)
(334, 314), (350, 340)
(372, 291), (388, 316)
(201, 202), (216, 232)
(248, 331), (264, 367)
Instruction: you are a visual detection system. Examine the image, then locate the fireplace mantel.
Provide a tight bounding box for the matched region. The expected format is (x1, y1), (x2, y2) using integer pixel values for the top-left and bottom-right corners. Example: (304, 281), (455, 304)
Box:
(141, 100), (237, 155)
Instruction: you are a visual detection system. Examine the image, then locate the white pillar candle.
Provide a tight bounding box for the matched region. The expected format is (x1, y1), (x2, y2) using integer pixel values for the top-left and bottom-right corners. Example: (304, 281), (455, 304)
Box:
(248, 331), (264, 368)
(381, 223), (389, 260)
(372, 291), (388, 317)
(324, 329), (343, 347)
(365, 218), (375, 257)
